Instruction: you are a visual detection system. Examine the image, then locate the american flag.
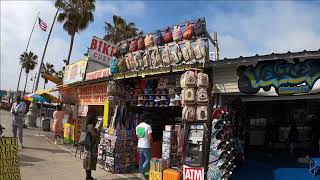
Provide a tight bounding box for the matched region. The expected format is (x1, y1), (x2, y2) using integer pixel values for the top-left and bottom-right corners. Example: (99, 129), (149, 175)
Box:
(38, 18), (47, 31)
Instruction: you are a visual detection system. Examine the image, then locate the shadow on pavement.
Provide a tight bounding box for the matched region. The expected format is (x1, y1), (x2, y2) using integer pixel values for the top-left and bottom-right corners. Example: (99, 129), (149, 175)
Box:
(19, 154), (45, 167)
(24, 146), (69, 154)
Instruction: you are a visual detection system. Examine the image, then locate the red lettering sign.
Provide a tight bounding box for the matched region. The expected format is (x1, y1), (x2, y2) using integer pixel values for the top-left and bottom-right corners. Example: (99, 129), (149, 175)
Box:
(85, 68), (110, 80)
(88, 36), (117, 67)
(183, 166), (204, 180)
(78, 82), (107, 105)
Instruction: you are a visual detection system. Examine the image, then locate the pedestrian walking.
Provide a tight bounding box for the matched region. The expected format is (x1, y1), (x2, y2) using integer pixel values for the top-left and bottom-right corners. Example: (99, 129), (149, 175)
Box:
(52, 105), (64, 144)
(10, 96), (27, 148)
(83, 118), (99, 180)
(136, 114), (153, 179)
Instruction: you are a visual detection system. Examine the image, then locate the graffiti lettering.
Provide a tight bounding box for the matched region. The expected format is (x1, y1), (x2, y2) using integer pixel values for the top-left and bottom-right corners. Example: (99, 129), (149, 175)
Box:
(237, 59), (320, 95)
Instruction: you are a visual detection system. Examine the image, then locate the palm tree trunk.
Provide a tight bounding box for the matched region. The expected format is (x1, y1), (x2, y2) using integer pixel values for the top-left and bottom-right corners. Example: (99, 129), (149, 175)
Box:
(66, 33), (75, 65)
(16, 67), (23, 93)
(23, 73), (29, 94)
(43, 82), (46, 89)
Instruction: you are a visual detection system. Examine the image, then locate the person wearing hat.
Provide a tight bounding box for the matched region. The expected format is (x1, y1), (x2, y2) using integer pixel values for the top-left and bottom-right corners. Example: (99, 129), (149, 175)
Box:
(10, 96), (27, 148)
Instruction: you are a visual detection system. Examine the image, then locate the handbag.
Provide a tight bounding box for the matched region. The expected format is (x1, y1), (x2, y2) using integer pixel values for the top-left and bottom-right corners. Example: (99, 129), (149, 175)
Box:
(196, 88), (209, 104)
(193, 18), (206, 36)
(154, 30), (163, 46)
(162, 45), (172, 66)
(171, 44), (182, 65)
(173, 25), (182, 42)
(194, 38), (206, 60)
(145, 33), (154, 48)
(180, 71), (197, 88)
(196, 106), (208, 121)
(129, 39), (138, 52)
(119, 41), (129, 55)
(183, 22), (193, 40)
(197, 72), (209, 87)
(138, 36), (145, 50)
(163, 27), (173, 43)
(182, 88), (196, 105)
(110, 57), (118, 75)
(155, 47), (163, 68)
(125, 53), (133, 71)
(143, 49), (150, 69)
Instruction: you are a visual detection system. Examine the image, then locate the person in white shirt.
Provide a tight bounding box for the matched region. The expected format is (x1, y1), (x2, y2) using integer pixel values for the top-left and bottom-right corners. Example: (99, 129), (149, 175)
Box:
(136, 114), (153, 179)
(10, 96), (27, 148)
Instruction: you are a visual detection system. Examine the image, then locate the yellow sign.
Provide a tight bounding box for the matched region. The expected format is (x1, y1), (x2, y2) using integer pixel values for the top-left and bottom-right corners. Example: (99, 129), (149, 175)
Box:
(103, 98), (109, 128)
(150, 170), (162, 180)
(125, 71), (138, 78)
(152, 67), (171, 75)
(113, 73), (125, 80)
(63, 123), (75, 144)
(0, 137), (21, 180)
(138, 69), (154, 77)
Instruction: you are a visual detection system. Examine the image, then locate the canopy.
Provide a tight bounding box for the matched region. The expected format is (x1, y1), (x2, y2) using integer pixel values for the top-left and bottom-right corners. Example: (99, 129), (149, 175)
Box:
(23, 91), (60, 103)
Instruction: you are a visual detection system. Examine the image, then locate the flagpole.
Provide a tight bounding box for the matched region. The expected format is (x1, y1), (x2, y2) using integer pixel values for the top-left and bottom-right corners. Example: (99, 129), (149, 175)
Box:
(34, 7), (59, 92)
(16, 11), (40, 95)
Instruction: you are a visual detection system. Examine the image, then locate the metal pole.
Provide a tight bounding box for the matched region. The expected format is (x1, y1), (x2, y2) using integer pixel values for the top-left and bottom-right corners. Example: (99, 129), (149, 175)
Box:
(214, 32), (219, 61)
(34, 8), (59, 92)
(16, 12), (40, 93)
(32, 74), (37, 92)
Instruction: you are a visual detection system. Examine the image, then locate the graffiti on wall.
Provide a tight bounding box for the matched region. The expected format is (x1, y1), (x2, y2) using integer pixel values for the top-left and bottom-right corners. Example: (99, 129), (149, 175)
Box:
(237, 59), (320, 95)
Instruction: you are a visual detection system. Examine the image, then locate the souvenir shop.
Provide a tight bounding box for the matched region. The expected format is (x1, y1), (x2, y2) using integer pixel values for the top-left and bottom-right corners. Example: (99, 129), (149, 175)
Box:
(92, 17), (239, 180)
(211, 51), (320, 178)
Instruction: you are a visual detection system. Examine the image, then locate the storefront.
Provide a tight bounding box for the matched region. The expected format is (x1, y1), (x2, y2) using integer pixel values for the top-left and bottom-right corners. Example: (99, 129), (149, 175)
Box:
(210, 50), (320, 179)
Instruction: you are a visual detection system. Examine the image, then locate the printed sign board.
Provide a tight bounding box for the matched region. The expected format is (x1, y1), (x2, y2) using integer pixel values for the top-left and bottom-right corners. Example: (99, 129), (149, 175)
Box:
(63, 58), (88, 85)
(0, 137), (21, 180)
(78, 82), (107, 105)
(237, 59), (320, 96)
(88, 36), (117, 67)
(78, 105), (88, 117)
(85, 68), (110, 81)
(183, 165), (204, 180)
(103, 99), (109, 128)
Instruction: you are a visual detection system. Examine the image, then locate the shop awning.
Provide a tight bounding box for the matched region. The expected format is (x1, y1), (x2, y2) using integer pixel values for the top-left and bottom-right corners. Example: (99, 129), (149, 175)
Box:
(241, 94), (320, 102)
(41, 73), (63, 85)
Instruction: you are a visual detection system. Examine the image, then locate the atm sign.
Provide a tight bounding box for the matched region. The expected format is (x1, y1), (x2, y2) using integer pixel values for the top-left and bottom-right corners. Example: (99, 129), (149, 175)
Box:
(183, 166), (204, 180)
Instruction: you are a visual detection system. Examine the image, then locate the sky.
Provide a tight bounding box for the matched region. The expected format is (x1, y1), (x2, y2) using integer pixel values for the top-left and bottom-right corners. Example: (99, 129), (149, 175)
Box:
(1, 1), (320, 92)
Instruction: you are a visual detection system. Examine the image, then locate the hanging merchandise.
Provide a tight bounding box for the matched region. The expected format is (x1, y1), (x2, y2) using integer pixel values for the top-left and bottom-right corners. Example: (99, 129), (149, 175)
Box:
(182, 106), (196, 121)
(138, 36), (145, 50)
(183, 22), (193, 40)
(154, 30), (163, 46)
(196, 106), (208, 121)
(194, 38), (206, 61)
(182, 88), (196, 105)
(131, 53), (140, 70)
(182, 41), (195, 63)
(135, 52), (143, 69)
(143, 49), (150, 69)
(193, 18), (206, 37)
(155, 47), (163, 68)
(197, 72), (209, 87)
(150, 50), (157, 68)
(125, 53), (133, 71)
(145, 33), (154, 48)
(162, 45), (172, 66)
(173, 25), (183, 42)
(196, 88), (209, 104)
(129, 39), (138, 52)
(118, 56), (128, 73)
(120, 41), (129, 55)
(110, 57), (119, 75)
(180, 71), (197, 88)
(163, 27), (173, 44)
(171, 44), (183, 65)
(107, 81), (117, 94)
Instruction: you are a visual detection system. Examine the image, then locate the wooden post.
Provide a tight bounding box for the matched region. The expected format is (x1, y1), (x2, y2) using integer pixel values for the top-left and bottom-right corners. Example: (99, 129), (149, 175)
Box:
(214, 32), (219, 61)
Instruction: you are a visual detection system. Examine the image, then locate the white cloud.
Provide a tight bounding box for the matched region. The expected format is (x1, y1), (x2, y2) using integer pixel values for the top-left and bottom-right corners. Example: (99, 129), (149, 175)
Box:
(206, 1), (320, 59)
(0, 1), (82, 92)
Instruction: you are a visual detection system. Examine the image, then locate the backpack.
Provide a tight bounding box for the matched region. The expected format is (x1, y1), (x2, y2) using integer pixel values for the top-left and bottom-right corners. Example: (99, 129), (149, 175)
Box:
(196, 88), (208, 104)
(143, 50), (150, 69)
(171, 44), (183, 65)
(145, 33), (154, 48)
(117, 56), (127, 72)
(110, 57), (118, 75)
(119, 41), (129, 55)
(196, 106), (208, 121)
(138, 36), (145, 50)
(182, 41), (194, 62)
(132, 53), (140, 70)
(125, 53), (133, 71)
(180, 71), (197, 88)
(182, 106), (196, 121)
(183, 22), (193, 40)
(154, 30), (163, 46)
(129, 39), (138, 52)
(193, 19), (206, 36)
(173, 25), (182, 42)
(163, 27), (173, 44)
(197, 72), (209, 87)
(155, 47), (163, 67)
(162, 45), (172, 66)
(194, 38), (206, 60)
(182, 88), (195, 104)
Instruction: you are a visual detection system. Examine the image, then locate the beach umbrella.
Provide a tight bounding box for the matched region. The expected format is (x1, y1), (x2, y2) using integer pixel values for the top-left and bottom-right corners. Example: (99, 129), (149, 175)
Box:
(23, 93), (60, 103)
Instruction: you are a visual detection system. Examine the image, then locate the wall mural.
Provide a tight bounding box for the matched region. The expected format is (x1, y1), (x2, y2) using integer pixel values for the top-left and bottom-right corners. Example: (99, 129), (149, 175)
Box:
(237, 59), (320, 95)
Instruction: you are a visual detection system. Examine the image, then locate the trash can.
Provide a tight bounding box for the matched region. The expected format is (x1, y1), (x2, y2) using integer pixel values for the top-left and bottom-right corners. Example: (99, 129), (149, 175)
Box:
(42, 118), (51, 131)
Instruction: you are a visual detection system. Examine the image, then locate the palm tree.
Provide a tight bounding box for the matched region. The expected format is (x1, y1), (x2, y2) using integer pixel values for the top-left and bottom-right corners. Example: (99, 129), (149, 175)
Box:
(56, 70), (64, 79)
(40, 62), (56, 89)
(55, 0), (96, 65)
(104, 15), (142, 44)
(20, 52), (38, 94)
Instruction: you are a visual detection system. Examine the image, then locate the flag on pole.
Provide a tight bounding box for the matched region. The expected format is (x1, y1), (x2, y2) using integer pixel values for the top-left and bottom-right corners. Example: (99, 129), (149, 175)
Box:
(38, 18), (47, 31)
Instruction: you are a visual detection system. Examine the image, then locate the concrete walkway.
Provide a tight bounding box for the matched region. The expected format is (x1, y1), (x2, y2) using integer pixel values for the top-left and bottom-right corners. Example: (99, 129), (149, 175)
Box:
(0, 110), (140, 180)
